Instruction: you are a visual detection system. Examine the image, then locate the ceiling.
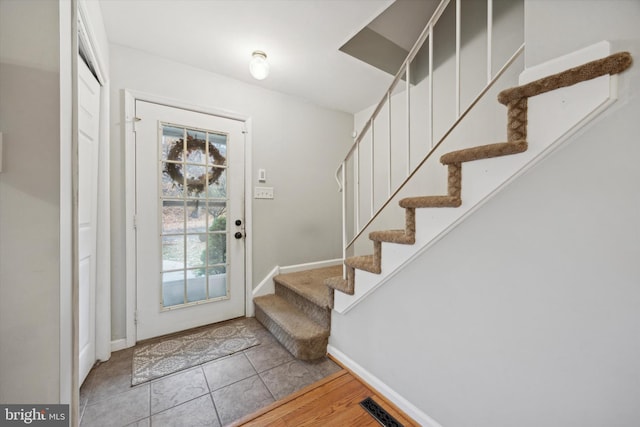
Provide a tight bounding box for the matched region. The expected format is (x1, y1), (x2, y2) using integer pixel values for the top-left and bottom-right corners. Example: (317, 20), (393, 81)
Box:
(98, 0), (436, 114)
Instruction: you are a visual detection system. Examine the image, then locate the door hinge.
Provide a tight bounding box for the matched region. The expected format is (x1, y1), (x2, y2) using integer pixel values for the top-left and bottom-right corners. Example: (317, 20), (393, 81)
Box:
(134, 310), (138, 325)
(133, 214), (137, 229)
(133, 116), (141, 132)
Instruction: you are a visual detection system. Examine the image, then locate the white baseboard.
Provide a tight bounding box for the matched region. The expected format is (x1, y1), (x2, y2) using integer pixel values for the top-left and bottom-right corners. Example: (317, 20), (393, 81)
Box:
(328, 345), (443, 427)
(110, 338), (128, 353)
(279, 258), (343, 274)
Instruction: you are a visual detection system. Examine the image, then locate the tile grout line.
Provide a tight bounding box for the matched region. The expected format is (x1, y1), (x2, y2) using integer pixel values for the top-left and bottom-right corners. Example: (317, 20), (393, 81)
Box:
(200, 365), (224, 427)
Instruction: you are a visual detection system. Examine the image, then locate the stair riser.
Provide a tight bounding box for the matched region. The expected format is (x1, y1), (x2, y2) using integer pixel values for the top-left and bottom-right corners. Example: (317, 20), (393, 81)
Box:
(275, 282), (331, 329)
(255, 303), (328, 360)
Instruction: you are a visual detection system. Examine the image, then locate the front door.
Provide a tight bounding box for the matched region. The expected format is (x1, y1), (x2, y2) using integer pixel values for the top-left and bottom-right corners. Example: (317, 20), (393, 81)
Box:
(135, 101), (246, 341)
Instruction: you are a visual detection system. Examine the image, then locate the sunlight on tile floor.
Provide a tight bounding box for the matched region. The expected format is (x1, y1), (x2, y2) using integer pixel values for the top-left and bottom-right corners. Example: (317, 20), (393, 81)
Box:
(80, 317), (341, 426)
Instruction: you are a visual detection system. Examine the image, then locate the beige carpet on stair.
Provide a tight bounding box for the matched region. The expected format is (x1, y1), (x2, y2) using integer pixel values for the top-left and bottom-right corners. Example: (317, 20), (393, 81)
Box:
(131, 318), (259, 385)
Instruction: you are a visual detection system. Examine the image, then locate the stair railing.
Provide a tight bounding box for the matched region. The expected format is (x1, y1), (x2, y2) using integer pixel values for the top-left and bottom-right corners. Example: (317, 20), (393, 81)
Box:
(336, 0), (525, 278)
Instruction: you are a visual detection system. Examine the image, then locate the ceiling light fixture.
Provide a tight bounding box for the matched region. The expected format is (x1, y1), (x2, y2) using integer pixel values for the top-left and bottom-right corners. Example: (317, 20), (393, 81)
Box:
(249, 51), (269, 80)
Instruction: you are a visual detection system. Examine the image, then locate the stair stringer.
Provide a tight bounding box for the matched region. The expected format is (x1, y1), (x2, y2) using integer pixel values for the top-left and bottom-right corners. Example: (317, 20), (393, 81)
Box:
(334, 41), (621, 314)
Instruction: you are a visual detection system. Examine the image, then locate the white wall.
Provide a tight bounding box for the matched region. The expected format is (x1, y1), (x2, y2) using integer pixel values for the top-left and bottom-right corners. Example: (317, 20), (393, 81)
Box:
(330, 2), (640, 426)
(109, 45), (352, 340)
(0, 0), (61, 403)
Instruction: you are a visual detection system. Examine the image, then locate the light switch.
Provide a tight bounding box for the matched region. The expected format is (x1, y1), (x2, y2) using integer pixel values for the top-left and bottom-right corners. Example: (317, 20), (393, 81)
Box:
(254, 186), (274, 199)
(258, 168), (266, 182)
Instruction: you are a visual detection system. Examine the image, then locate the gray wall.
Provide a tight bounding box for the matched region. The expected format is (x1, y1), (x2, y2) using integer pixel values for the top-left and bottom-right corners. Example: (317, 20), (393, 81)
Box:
(109, 45), (352, 340)
(0, 0), (61, 403)
(330, 1), (640, 426)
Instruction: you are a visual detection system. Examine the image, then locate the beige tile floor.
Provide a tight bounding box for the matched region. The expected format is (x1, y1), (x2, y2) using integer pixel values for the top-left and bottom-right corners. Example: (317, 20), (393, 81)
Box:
(80, 317), (341, 427)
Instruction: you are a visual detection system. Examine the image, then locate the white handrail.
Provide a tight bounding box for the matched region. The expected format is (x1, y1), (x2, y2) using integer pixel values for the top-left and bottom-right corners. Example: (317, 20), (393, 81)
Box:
(345, 43), (524, 249)
(334, 163), (343, 193)
(337, 0), (524, 252)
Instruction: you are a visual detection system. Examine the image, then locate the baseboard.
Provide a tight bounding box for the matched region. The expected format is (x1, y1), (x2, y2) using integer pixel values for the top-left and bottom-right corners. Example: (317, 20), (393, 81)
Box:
(327, 345), (443, 427)
(279, 258), (343, 274)
(110, 338), (128, 353)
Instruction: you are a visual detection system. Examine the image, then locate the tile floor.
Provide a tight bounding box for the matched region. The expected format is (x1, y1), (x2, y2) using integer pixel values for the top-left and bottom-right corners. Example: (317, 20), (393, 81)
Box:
(79, 318), (341, 427)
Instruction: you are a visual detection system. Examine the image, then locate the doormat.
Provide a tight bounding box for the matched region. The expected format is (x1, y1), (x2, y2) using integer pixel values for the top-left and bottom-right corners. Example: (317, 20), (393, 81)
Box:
(131, 319), (260, 385)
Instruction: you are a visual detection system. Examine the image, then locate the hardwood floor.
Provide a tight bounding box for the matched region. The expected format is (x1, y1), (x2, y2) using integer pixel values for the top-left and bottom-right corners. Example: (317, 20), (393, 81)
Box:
(231, 365), (418, 426)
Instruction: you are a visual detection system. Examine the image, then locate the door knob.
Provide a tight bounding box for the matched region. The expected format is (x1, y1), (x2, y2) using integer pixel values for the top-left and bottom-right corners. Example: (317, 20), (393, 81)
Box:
(235, 219), (242, 226)
(234, 231), (243, 239)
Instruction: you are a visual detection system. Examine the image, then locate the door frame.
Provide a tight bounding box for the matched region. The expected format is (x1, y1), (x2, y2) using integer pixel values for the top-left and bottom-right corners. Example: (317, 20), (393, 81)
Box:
(61, 0), (113, 418)
(123, 90), (253, 347)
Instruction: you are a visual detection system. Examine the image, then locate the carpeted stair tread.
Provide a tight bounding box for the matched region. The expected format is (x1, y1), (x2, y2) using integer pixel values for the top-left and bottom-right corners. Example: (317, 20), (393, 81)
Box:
(399, 195), (461, 209)
(440, 140), (528, 165)
(274, 265), (342, 309)
(369, 229), (415, 244)
(254, 295), (329, 340)
(497, 51), (632, 105)
(325, 275), (354, 295)
(345, 255), (381, 274)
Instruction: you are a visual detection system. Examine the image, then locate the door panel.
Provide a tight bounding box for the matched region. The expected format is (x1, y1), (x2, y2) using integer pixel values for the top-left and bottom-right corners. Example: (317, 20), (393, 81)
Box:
(78, 58), (100, 384)
(135, 101), (245, 341)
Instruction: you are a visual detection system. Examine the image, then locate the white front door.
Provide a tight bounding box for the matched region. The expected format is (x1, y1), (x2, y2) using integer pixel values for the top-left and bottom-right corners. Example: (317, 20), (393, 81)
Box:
(135, 101), (246, 341)
(78, 58), (100, 384)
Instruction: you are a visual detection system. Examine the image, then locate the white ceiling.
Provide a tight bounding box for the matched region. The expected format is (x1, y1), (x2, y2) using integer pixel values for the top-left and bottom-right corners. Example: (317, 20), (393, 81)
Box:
(98, 0), (408, 114)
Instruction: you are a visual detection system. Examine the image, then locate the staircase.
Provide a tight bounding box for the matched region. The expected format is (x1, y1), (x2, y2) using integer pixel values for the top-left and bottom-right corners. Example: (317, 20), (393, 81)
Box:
(254, 51), (632, 360)
(253, 265), (341, 359)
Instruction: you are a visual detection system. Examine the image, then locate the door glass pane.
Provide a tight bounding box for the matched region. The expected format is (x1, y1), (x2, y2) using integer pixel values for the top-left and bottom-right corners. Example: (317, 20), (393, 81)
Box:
(162, 125), (184, 162)
(206, 167), (226, 198)
(162, 235), (184, 271)
(162, 201), (184, 234)
(161, 167), (184, 198)
(207, 207), (226, 230)
(208, 266), (227, 299)
(159, 123), (231, 308)
(209, 133), (228, 161)
(162, 271), (184, 307)
(185, 200), (206, 233)
(206, 232), (226, 266)
(186, 274), (207, 303)
(186, 234), (206, 269)
(184, 165), (208, 195)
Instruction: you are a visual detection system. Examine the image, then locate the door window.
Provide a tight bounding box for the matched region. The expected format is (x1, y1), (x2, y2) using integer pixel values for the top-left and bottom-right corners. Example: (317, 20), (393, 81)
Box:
(159, 124), (230, 308)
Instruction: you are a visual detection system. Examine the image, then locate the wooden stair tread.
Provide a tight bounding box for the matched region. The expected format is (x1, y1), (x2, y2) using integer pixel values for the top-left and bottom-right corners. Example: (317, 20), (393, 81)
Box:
(274, 265), (341, 309)
(345, 255), (380, 274)
(440, 140), (527, 165)
(369, 229), (415, 244)
(399, 195), (461, 209)
(254, 295), (329, 340)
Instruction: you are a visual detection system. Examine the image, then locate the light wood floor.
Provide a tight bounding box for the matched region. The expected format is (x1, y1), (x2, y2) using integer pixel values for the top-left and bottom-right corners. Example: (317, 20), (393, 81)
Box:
(231, 365), (418, 426)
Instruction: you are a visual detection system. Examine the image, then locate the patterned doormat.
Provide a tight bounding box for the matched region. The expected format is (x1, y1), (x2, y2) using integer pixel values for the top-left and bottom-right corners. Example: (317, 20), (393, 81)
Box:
(132, 319), (260, 385)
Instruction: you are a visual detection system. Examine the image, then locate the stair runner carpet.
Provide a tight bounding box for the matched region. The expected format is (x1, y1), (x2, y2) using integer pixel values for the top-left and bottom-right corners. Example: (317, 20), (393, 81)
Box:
(255, 52), (632, 360)
(254, 265), (341, 360)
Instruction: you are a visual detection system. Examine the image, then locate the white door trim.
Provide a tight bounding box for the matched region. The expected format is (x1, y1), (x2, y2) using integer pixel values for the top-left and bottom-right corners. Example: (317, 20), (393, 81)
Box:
(123, 90), (253, 347)
(59, 0), (75, 411)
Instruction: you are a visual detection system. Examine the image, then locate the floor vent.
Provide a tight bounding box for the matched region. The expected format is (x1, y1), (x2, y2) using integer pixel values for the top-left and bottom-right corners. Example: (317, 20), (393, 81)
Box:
(360, 397), (404, 427)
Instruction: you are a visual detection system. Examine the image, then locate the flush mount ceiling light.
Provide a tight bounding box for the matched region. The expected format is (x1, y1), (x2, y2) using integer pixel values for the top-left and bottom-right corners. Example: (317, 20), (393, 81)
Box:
(249, 50), (269, 80)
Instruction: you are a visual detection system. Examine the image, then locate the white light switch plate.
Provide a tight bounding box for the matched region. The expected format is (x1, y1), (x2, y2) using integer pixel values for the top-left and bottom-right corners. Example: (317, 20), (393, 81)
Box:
(254, 186), (274, 199)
